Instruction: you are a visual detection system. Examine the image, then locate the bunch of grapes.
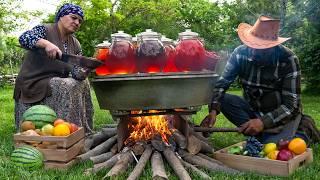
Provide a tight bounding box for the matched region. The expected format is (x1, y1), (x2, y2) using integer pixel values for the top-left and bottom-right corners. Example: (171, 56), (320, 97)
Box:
(243, 136), (263, 157)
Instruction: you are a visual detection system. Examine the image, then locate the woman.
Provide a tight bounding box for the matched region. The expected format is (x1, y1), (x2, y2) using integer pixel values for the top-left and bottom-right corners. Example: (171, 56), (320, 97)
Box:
(14, 3), (93, 133)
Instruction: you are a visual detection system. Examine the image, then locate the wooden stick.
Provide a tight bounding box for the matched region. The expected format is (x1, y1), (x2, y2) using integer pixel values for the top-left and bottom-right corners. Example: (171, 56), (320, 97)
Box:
(197, 153), (224, 166)
(187, 134), (202, 155)
(127, 146), (153, 180)
(163, 148), (191, 180)
(89, 152), (114, 164)
(84, 127), (117, 151)
(104, 150), (134, 178)
(84, 153), (120, 174)
(78, 135), (117, 161)
(151, 151), (168, 180)
(172, 130), (187, 149)
(178, 150), (239, 174)
(193, 127), (281, 134)
(191, 131), (210, 143)
(199, 140), (215, 154)
(180, 159), (211, 180)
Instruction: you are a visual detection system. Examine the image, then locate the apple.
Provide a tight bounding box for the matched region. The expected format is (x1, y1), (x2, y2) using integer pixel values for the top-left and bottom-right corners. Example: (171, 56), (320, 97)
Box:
(41, 124), (54, 135)
(276, 149), (293, 161)
(278, 139), (290, 150)
(70, 123), (79, 133)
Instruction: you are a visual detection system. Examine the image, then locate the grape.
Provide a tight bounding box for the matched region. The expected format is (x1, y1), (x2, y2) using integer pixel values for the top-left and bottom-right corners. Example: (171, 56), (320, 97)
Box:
(243, 136), (263, 157)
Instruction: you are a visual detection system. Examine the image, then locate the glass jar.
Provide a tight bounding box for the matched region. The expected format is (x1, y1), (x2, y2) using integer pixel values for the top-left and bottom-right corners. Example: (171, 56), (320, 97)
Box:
(136, 29), (166, 73)
(175, 29), (206, 71)
(107, 31), (136, 74)
(95, 40), (111, 76)
(162, 36), (177, 72)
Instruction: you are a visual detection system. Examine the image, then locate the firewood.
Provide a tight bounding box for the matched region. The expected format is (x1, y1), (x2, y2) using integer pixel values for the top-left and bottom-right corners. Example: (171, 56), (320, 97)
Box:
(199, 139), (215, 154)
(193, 127), (281, 134)
(197, 153), (224, 166)
(180, 159), (211, 180)
(191, 131), (210, 143)
(151, 151), (168, 180)
(172, 130), (187, 149)
(131, 142), (145, 155)
(151, 139), (165, 152)
(127, 146), (153, 180)
(84, 153), (120, 174)
(187, 134), (202, 154)
(178, 150), (239, 174)
(163, 148), (191, 180)
(83, 127), (117, 151)
(104, 150), (134, 178)
(77, 135), (117, 161)
(111, 143), (118, 154)
(103, 124), (118, 128)
(89, 152), (114, 164)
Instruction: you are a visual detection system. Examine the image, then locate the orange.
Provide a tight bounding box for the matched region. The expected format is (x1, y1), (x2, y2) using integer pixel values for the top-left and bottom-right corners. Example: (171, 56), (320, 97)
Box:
(288, 138), (307, 155)
(267, 150), (279, 160)
(53, 124), (70, 136)
(54, 119), (65, 127)
(63, 122), (72, 131)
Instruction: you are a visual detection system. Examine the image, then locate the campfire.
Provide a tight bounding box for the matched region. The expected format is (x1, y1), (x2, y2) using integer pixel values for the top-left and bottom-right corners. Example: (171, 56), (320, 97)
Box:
(78, 108), (238, 179)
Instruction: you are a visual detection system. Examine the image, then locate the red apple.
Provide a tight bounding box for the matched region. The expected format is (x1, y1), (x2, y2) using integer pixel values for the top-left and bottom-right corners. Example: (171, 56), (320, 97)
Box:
(70, 123), (79, 133)
(278, 139), (290, 150)
(276, 149), (293, 161)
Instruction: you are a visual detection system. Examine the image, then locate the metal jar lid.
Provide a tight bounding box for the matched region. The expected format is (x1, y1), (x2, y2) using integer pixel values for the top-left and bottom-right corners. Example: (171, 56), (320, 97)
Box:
(178, 29), (199, 40)
(111, 31), (132, 41)
(96, 40), (111, 48)
(140, 29), (161, 40)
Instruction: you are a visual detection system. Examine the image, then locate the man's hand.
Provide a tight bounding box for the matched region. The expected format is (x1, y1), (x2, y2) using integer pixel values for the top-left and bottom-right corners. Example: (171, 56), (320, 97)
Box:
(239, 118), (264, 136)
(200, 110), (217, 128)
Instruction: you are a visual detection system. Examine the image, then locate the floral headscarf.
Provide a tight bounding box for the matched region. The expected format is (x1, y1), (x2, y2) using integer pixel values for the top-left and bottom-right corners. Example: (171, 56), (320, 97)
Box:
(55, 3), (84, 23)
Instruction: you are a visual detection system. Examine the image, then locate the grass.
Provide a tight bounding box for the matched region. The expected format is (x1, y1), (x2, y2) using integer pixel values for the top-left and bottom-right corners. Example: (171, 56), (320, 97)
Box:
(0, 85), (319, 179)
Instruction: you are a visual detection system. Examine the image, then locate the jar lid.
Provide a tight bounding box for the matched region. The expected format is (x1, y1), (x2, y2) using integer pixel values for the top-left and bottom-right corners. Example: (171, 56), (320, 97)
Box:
(140, 29), (161, 39)
(96, 40), (111, 48)
(111, 31), (132, 40)
(178, 29), (199, 39)
(161, 35), (173, 43)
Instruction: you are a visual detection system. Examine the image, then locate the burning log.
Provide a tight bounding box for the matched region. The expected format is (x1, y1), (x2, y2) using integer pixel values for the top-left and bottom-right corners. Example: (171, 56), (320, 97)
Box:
(151, 151), (168, 180)
(84, 153), (120, 174)
(84, 127), (117, 151)
(163, 148), (191, 180)
(89, 152), (114, 164)
(180, 159), (211, 180)
(187, 134), (202, 154)
(178, 149), (239, 174)
(127, 146), (153, 180)
(104, 150), (134, 178)
(78, 135), (117, 161)
(131, 142), (145, 155)
(151, 139), (165, 152)
(172, 130), (187, 149)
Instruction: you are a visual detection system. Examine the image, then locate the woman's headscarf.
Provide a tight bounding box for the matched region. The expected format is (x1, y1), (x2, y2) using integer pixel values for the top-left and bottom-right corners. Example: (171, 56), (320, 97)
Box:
(55, 3), (84, 23)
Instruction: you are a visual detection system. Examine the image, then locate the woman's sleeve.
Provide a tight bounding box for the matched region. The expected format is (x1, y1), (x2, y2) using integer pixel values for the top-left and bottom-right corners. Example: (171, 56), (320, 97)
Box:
(19, 25), (46, 50)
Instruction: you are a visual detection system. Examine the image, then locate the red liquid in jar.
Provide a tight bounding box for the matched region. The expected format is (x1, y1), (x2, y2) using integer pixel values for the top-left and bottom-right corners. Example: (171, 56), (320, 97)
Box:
(163, 45), (177, 72)
(95, 48), (110, 76)
(107, 41), (136, 74)
(136, 41), (166, 73)
(175, 39), (206, 71)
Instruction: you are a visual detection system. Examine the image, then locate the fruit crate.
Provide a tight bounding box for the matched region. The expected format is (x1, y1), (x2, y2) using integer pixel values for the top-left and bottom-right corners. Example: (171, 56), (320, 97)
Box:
(13, 127), (85, 169)
(213, 141), (313, 176)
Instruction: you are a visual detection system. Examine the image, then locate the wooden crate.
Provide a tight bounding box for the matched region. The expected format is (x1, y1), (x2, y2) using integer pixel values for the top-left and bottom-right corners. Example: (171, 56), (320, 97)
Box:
(213, 141), (313, 176)
(13, 128), (85, 169)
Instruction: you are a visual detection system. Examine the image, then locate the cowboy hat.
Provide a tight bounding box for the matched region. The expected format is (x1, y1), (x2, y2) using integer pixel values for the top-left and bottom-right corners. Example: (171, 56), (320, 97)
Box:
(237, 15), (291, 49)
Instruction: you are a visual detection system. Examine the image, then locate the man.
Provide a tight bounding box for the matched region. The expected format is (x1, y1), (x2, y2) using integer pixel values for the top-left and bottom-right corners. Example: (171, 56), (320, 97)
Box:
(201, 15), (309, 143)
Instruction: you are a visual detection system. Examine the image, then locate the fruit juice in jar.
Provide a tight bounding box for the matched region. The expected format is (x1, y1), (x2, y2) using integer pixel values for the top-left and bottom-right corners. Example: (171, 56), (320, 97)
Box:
(162, 36), (177, 72)
(136, 29), (166, 73)
(94, 41), (111, 76)
(175, 29), (206, 71)
(107, 31), (136, 74)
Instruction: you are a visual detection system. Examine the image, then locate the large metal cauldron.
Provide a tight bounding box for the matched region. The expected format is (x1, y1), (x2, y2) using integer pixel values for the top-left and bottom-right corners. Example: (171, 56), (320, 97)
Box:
(91, 71), (218, 111)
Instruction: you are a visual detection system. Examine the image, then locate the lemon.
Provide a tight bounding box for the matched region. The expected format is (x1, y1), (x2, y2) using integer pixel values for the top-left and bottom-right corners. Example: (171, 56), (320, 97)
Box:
(267, 150), (279, 160)
(263, 143), (277, 154)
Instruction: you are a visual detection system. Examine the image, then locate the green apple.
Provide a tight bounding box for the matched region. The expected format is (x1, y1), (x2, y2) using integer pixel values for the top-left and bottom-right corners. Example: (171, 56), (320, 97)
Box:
(41, 124), (54, 136)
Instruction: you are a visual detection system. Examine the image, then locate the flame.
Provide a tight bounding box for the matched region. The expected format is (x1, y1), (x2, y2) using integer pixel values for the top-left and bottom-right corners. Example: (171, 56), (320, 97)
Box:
(125, 110), (172, 145)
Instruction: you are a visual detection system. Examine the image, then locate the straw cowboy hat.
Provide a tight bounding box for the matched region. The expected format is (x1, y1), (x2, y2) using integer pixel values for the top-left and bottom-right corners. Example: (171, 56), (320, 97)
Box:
(237, 15), (291, 49)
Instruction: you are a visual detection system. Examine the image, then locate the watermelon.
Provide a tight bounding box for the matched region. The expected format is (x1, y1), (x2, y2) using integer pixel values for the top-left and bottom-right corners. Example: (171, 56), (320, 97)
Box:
(11, 146), (44, 170)
(22, 105), (57, 128)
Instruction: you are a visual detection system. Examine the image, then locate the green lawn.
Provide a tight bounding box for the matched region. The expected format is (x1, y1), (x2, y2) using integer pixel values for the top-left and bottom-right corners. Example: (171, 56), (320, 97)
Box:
(0, 85), (319, 179)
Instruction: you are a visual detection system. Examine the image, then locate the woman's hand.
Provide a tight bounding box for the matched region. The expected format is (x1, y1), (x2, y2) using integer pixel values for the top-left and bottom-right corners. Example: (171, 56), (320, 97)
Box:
(36, 39), (62, 60)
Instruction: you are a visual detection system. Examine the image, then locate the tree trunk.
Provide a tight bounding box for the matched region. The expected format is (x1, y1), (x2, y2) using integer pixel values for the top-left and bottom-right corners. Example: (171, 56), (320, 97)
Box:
(151, 151), (168, 180)
(127, 146), (153, 180)
(163, 148), (191, 180)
